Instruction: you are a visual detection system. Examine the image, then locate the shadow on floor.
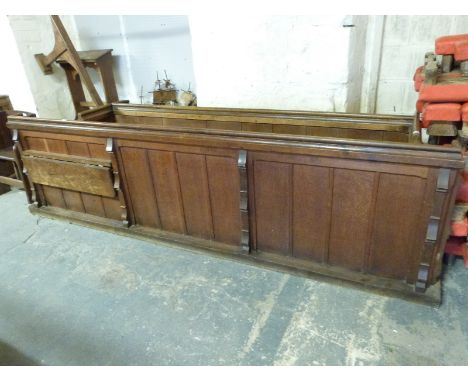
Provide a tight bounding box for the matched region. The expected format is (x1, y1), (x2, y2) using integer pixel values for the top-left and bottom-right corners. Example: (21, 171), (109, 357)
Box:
(0, 341), (38, 366)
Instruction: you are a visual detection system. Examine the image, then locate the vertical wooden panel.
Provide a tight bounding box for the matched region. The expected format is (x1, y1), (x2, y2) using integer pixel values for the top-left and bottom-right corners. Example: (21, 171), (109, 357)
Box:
(206, 121), (242, 131)
(33, 137), (67, 209)
(44, 139), (67, 153)
(25, 137), (47, 151)
(65, 141), (90, 157)
(147, 150), (186, 234)
(88, 143), (110, 160)
(254, 161), (291, 254)
(206, 155), (241, 245)
(120, 147), (161, 228)
(368, 174), (426, 279)
(292, 165), (332, 262)
(272, 124), (307, 135)
(102, 197), (122, 221)
(62, 191), (85, 213)
(81, 193), (106, 216)
(242, 123), (273, 133)
(328, 169), (375, 271)
(44, 138), (85, 213)
(88, 143), (118, 220)
(42, 186), (66, 209)
(176, 153), (214, 239)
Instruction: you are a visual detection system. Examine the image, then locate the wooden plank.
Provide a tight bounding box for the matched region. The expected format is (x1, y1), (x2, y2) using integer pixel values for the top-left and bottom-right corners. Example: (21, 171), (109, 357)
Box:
(62, 190), (85, 212)
(42, 137), (85, 212)
(368, 173), (426, 280)
(207, 120), (242, 131)
(273, 124), (307, 135)
(176, 153), (214, 240)
(206, 155), (241, 245)
(44, 138), (67, 153)
(23, 150), (110, 167)
(163, 118), (207, 129)
(328, 169), (375, 271)
(292, 165), (332, 262)
(25, 136), (47, 151)
(42, 185), (67, 209)
(254, 160), (291, 254)
(88, 143), (110, 160)
(65, 141), (91, 157)
(22, 156), (115, 198)
(119, 147), (160, 228)
(102, 197), (122, 221)
(242, 122), (273, 133)
(81, 193), (106, 216)
(147, 150), (186, 234)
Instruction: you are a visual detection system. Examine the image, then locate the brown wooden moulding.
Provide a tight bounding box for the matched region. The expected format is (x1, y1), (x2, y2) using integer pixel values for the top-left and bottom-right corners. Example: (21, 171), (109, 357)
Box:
(7, 104), (465, 305)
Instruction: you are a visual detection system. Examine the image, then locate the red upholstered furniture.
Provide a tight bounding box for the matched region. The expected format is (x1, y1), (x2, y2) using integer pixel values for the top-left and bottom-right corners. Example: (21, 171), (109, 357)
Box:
(422, 103), (461, 128)
(419, 83), (468, 103)
(436, 34), (468, 61)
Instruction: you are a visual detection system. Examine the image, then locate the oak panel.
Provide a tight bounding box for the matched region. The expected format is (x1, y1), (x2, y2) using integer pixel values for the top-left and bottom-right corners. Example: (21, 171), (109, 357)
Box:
(328, 169), (375, 271)
(206, 155), (241, 245)
(292, 165), (332, 262)
(176, 153), (214, 240)
(147, 150), (186, 234)
(42, 185), (66, 209)
(254, 160), (291, 254)
(23, 155), (115, 198)
(119, 147), (160, 228)
(368, 174), (426, 280)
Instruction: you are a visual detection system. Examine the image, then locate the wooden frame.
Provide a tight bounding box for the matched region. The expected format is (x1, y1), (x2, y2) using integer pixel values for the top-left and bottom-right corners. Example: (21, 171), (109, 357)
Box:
(7, 103), (464, 305)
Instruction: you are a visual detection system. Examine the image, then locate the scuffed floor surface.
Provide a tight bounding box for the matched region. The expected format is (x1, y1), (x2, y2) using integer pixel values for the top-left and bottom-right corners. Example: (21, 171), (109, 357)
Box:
(0, 190), (467, 366)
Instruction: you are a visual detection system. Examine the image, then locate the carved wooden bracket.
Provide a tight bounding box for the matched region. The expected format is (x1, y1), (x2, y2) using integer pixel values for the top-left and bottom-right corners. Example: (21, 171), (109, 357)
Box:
(106, 138), (129, 227)
(34, 15), (103, 107)
(416, 168), (450, 293)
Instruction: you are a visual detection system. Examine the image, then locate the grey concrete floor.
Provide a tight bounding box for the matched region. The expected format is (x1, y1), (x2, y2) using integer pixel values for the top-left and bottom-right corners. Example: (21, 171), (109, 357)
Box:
(0, 190), (467, 366)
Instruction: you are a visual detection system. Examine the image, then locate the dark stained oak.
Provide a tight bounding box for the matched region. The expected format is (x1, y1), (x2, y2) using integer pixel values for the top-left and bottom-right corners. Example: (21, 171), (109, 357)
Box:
(7, 103), (465, 303)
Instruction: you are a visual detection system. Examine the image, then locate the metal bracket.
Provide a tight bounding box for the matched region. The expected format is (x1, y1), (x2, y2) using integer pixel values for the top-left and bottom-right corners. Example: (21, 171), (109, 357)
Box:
(425, 218), (440, 242)
(237, 150), (249, 254)
(415, 263), (430, 292)
(105, 137), (113, 152)
(436, 168), (450, 192)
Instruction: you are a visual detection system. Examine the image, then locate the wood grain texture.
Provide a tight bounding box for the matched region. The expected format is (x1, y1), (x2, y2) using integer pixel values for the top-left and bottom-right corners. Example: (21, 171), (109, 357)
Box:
(176, 153), (214, 240)
(292, 165), (332, 262)
(9, 104), (465, 300)
(368, 173), (426, 280)
(22, 155), (115, 198)
(119, 147), (160, 228)
(254, 160), (291, 254)
(206, 155), (241, 245)
(328, 169), (376, 271)
(147, 150), (186, 234)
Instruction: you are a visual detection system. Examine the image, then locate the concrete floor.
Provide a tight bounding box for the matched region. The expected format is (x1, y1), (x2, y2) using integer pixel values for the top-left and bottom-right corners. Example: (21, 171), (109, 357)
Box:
(0, 190), (468, 365)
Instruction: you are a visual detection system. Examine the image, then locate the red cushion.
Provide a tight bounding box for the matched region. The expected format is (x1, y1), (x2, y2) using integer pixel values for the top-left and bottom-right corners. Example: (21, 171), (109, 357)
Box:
(462, 103), (468, 122)
(455, 40), (468, 61)
(435, 34), (468, 61)
(419, 83), (468, 103)
(422, 103), (461, 124)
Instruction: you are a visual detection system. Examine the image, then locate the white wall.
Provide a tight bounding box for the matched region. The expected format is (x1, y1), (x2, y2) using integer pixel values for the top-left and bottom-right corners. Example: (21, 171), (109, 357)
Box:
(0, 15), (36, 113)
(7, 15), (195, 118)
(189, 15), (356, 112)
(74, 15), (196, 105)
(376, 15), (468, 115)
(8, 15), (81, 119)
(5, 15), (468, 118)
